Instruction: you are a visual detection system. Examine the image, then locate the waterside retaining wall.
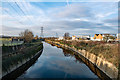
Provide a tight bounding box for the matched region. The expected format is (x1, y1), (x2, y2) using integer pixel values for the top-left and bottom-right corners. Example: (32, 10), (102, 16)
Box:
(2, 46), (43, 79)
(46, 40), (118, 80)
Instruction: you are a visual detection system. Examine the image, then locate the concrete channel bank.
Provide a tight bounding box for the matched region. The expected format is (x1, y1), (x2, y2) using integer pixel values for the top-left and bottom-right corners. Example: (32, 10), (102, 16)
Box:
(46, 40), (118, 80)
(2, 44), (43, 79)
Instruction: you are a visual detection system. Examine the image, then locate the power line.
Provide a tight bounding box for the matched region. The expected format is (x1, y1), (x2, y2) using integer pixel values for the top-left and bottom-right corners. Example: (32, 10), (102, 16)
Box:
(3, 9), (26, 27)
(21, 2), (30, 15)
(14, 2), (33, 24)
(7, 2), (33, 27)
(7, 3), (24, 20)
(15, 2), (26, 16)
(21, 2), (34, 24)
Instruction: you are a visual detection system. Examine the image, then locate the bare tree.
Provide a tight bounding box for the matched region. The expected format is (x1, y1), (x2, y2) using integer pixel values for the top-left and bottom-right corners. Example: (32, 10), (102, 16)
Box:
(19, 29), (34, 43)
(64, 32), (70, 40)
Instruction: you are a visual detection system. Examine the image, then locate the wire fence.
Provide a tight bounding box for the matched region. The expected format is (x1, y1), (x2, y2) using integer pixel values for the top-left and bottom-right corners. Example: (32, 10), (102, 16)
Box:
(0, 41), (24, 46)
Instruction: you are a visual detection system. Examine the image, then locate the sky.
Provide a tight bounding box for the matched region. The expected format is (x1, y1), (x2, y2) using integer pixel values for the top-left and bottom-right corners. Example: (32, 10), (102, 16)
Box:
(0, 1), (119, 37)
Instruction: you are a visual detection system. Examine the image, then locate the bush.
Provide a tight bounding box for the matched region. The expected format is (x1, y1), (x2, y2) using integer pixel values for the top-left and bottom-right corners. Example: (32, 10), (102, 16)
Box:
(58, 40), (118, 68)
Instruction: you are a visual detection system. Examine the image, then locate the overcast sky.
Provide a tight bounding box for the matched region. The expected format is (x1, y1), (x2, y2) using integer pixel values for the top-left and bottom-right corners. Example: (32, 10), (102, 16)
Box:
(1, 1), (118, 37)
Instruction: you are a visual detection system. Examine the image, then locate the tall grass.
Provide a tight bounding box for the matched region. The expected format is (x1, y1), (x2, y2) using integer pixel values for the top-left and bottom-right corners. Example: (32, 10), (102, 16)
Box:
(58, 40), (119, 68)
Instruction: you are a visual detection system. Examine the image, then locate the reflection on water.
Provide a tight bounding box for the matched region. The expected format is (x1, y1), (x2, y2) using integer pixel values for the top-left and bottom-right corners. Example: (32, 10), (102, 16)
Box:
(18, 42), (99, 79)
(63, 48), (83, 63)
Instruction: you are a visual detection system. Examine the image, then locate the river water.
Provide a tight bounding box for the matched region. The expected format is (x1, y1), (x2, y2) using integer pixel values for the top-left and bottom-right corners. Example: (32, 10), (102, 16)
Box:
(18, 42), (99, 79)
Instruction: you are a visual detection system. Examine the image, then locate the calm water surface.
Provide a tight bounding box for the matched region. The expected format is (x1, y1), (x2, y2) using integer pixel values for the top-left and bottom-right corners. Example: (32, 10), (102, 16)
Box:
(18, 42), (99, 79)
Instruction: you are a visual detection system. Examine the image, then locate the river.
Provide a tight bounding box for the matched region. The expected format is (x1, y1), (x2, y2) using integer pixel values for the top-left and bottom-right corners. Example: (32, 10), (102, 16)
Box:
(17, 42), (99, 79)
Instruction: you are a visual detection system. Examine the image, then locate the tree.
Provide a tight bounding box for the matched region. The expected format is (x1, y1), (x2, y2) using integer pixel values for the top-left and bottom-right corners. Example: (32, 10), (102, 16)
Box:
(64, 32), (70, 40)
(103, 34), (110, 42)
(34, 35), (38, 40)
(19, 29), (34, 43)
(109, 36), (116, 40)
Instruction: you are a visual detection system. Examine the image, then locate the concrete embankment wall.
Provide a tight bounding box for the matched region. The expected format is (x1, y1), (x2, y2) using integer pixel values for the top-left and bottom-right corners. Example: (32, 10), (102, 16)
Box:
(76, 48), (118, 79)
(2, 48), (43, 79)
(46, 41), (118, 79)
(2, 44), (23, 57)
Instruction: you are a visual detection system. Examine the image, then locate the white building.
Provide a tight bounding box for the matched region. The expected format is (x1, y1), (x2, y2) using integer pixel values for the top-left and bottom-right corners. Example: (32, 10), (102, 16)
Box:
(72, 35), (76, 40)
(58, 37), (64, 40)
(116, 33), (120, 41)
(90, 37), (95, 41)
(72, 35), (90, 40)
(77, 35), (90, 40)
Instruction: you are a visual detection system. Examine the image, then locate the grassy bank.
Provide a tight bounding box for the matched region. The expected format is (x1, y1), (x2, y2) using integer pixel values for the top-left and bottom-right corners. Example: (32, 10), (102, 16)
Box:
(2, 41), (43, 73)
(48, 40), (119, 68)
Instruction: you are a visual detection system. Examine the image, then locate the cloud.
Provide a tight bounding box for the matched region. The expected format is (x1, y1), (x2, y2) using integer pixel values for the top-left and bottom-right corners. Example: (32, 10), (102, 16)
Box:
(2, 25), (24, 36)
(1, 2), (118, 37)
(1, 0), (119, 2)
(53, 3), (94, 19)
(104, 18), (118, 25)
(96, 12), (116, 18)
